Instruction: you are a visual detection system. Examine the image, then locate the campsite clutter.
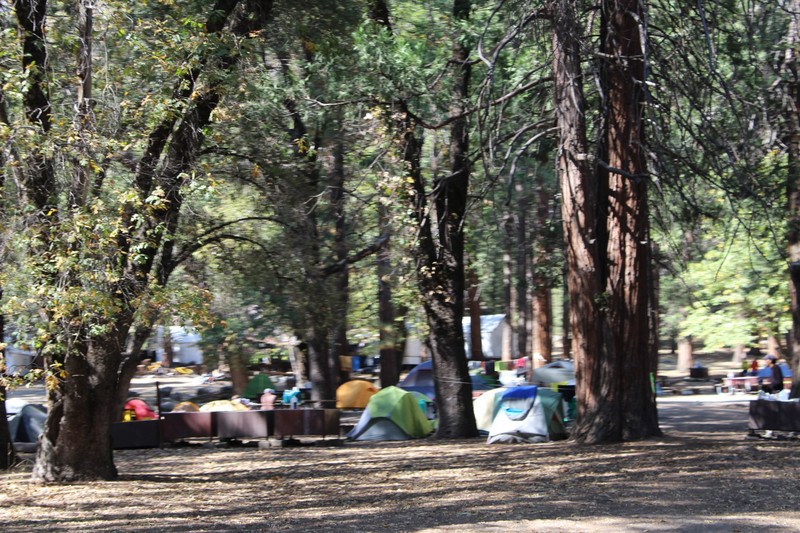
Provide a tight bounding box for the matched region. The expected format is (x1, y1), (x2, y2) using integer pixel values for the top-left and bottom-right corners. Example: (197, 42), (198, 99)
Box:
(5, 357), (577, 452)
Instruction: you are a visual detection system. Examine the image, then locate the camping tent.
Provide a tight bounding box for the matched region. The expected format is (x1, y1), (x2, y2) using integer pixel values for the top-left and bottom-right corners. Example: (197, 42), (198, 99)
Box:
(530, 360), (575, 385)
(243, 373), (277, 401)
(399, 360), (494, 399)
(124, 399), (157, 420)
(336, 380), (379, 408)
(171, 401), (200, 412)
(462, 314), (510, 360)
(473, 387), (506, 434)
(199, 399), (250, 412)
(346, 386), (433, 441)
(8, 403), (46, 445)
(487, 385), (566, 444)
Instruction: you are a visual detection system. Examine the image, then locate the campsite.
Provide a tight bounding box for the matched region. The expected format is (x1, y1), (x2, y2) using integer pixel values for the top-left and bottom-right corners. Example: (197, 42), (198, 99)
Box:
(2, 351), (800, 532)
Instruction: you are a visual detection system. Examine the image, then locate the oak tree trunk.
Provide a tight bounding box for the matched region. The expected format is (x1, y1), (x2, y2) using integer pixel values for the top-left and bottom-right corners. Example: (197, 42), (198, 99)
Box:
(228, 353), (250, 397)
(27, 0), (274, 481)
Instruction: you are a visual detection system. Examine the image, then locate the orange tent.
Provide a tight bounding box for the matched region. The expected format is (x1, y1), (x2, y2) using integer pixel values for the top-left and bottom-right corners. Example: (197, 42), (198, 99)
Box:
(336, 380), (379, 408)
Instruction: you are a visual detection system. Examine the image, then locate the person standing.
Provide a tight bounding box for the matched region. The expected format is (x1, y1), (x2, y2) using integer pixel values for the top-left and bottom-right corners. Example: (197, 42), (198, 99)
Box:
(761, 354), (784, 394)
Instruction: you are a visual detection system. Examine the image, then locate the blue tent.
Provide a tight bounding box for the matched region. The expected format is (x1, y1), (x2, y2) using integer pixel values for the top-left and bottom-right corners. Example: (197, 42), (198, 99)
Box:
(8, 404), (47, 451)
(487, 385), (567, 444)
(399, 360), (494, 399)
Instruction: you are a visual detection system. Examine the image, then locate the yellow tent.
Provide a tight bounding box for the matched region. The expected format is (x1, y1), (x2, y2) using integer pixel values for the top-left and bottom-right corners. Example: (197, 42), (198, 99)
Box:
(171, 401), (200, 412)
(336, 380), (379, 408)
(199, 400), (250, 412)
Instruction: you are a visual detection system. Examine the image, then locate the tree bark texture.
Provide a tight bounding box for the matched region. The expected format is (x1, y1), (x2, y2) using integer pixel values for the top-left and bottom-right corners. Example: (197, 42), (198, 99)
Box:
(330, 136), (349, 387)
(502, 214), (516, 362)
(426, 1), (477, 437)
(516, 193), (531, 358)
(677, 337), (694, 373)
(561, 266), (571, 360)
(553, 0), (608, 443)
(378, 202), (398, 386)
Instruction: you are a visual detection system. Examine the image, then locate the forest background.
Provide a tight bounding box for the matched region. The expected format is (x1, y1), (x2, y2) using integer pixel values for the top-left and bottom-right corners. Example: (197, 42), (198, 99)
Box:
(1, 0), (800, 482)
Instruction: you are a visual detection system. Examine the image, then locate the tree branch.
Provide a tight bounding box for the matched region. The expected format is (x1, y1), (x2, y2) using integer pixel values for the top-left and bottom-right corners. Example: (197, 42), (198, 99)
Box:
(322, 234), (390, 276)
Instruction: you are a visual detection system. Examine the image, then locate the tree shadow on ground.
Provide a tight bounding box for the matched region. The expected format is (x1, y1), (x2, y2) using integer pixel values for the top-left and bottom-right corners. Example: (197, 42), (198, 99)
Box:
(1, 401), (798, 532)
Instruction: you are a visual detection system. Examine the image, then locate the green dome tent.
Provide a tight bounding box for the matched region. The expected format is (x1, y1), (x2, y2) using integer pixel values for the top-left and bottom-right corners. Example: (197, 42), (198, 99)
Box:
(346, 386), (433, 441)
(243, 373), (276, 401)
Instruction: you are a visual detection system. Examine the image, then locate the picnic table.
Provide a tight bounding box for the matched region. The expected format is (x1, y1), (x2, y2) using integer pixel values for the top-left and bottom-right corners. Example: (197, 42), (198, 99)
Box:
(717, 375), (760, 394)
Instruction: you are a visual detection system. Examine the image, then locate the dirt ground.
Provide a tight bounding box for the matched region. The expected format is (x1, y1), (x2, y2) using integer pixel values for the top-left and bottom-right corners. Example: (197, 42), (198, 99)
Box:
(2, 352), (799, 532)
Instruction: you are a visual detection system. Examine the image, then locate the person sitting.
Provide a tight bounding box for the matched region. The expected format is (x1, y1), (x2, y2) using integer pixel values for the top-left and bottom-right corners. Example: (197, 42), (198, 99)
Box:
(761, 354), (784, 394)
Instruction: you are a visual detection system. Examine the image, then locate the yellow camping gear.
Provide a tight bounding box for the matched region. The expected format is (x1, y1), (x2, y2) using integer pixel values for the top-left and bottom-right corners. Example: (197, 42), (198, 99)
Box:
(171, 401), (200, 412)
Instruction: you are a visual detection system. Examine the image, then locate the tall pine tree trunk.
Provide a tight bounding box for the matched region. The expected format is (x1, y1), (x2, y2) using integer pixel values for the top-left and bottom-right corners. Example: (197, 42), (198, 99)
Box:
(330, 135), (350, 387)
(378, 202), (398, 386)
(502, 214), (516, 362)
(555, 0), (659, 443)
(467, 267), (485, 360)
(596, 0), (659, 440)
(784, 0), (800, 399)
(553, 0), (607, 443)
(532, 183), (553, 364)
(516, 193), (531, 358)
